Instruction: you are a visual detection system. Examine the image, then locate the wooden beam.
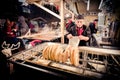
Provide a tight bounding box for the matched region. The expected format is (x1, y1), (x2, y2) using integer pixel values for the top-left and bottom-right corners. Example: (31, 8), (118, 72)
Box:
(33, 2), (61, 19)
(87, 0), (90, 11)
(60, 0), (64, 44)
(98, 0), (103, 9)
(79, 46), (120, 55)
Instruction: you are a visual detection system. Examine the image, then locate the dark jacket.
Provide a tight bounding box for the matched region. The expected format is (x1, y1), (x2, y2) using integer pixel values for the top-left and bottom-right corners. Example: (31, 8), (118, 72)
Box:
(89, 22), (97, 34)
(66, 22), (91, 46)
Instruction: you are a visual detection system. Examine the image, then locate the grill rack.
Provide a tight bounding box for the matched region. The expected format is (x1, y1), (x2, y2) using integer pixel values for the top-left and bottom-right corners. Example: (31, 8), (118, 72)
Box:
(9, 42), (120, 79)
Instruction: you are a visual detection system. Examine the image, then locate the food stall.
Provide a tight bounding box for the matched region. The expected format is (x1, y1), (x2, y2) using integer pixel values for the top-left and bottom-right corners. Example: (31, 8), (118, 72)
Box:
(7, 0), (120, 80)
(8, 42), (120, 80)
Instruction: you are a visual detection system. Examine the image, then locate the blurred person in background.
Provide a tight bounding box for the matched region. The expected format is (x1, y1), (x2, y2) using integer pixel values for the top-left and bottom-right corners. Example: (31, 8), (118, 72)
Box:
(17, 16), (29, 36)
(88, 19), (98, 46)
(89, 19), (98, 34)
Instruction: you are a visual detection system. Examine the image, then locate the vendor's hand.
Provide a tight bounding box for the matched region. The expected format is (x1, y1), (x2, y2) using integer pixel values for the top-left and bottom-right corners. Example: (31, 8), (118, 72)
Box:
(67, 34), (73, 39)
(7, 32), (13, 35)
(79, 35), (89, 41)
(79, 35), (85, 40)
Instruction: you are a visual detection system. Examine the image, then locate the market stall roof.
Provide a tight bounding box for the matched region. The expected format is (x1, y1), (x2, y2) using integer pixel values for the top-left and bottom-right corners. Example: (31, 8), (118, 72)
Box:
(21, 0), (102, 23)
(29, 4), (60, 23)
(0, 0), (120, 19)
(26, 0), (102, 13)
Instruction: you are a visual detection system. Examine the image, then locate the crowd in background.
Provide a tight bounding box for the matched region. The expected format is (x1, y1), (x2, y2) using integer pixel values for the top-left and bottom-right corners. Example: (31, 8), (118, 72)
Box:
(0, 15), (36, 80)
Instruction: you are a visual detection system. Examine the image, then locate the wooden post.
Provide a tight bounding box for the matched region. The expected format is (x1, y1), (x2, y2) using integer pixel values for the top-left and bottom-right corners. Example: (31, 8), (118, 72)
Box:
(87, 0), (90, 11)
(60, 0), (64, 44)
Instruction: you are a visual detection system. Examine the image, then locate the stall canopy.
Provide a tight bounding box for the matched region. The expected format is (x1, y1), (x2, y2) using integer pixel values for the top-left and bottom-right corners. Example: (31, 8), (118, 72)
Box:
(18, 0), (102, 22)
(29, 4), (60, 23)
(0, 0), (120, 19)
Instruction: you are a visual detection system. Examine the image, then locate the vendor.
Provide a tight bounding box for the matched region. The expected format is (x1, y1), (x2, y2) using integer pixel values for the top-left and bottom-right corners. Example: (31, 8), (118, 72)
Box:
(65, 14), (91, 46)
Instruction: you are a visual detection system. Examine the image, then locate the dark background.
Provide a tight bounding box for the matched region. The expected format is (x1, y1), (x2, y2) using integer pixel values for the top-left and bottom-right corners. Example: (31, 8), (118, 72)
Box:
(0, 0), (21, 19)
